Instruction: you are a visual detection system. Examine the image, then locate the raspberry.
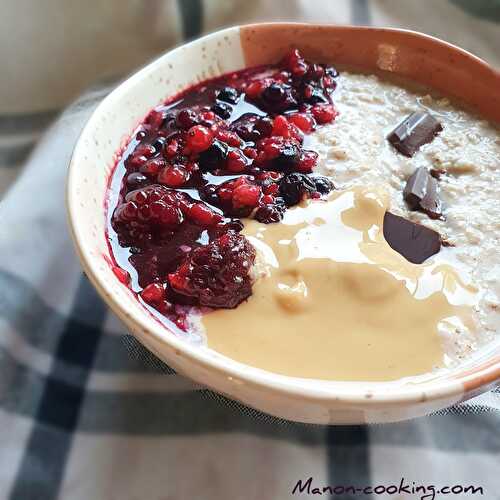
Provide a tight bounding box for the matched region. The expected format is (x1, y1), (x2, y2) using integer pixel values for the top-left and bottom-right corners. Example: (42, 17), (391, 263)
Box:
(127, 154), (149, 169)
(258, 137), (284, 161)
(186, 125), (214, 153)
(176, 109), (198, 129)
(217, 186), (234, 202)
(281, 49), (309, 77)
(291, 62), (308, 76)
(259, 171), (282, 182)
(311, 104), (337, 124)
(112, 266), (130, 284)
(134, 143), (156, 158)
(140, 283), (174, 315)
(145, 109), (170, 130)
(140, 158), (167, 177)
(189, 203), (223, 226)
(168, 231), (255, 308)
(271, 115), (303, 142)
(154, 202), (183, 225)
(263, 182), (279, 195)
(113, 184), (186, 236)
(140, 283), (166, 305)
(185, 161), (200, 174)
(288, 113), (314, 133)
(272, 115), (289, 137)
(232, 183), (262, 208)
(216, 130), (241, 147)
(164, 139), (179, 158)
(200, 110), (216, 123)
(296, 150), (318, 173)
(245, 80), (265, 99)
(226, 150), (248, 173)
(158, 165), (189, 187)
(243, 147), (257, 159)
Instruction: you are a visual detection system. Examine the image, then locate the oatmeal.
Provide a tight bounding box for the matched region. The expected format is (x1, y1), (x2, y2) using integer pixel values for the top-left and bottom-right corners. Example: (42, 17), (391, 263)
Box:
(106, 48), (499, 381)
(309, 72), (500, 352)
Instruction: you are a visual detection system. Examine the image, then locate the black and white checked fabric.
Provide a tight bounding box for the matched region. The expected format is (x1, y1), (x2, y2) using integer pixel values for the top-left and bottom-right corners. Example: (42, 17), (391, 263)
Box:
(1, 1), (499, 499)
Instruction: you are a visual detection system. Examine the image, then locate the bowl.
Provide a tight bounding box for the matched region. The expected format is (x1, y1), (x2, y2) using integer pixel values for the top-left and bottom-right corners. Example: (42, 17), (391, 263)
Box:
(67, 23), (500, 424)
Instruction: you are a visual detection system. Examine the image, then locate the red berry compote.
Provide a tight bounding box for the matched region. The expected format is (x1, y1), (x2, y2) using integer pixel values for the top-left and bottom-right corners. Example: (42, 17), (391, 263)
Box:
(107, 49), (339, 331)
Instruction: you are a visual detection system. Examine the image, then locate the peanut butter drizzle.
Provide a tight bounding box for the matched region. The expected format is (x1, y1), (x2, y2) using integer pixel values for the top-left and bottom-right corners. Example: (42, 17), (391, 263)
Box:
(202, 187), (477, 381)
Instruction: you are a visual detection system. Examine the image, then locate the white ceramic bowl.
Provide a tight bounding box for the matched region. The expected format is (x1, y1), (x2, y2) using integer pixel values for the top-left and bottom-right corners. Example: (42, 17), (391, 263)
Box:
(67, 23), (500, 424)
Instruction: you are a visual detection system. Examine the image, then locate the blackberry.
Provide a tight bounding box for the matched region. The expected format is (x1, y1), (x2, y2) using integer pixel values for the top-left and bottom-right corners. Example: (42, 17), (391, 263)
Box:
(126, 172), (150, 189)
(262, 83), (287, 104)
(168, 231), (255, 308)
(272, 142), (301, 171)
(151, 136), (166, 153)
(325, 66), (339, 78)
(198, 140), (228, 171)
(312, 175), (335, 194)
(279, 173), (316, 206)
(254, 203), (286, 223)
(306, 86), (329, 104)
(254, 117), (273, 138)
(176, 109), (198, 129)
(231, 113), (262, 142)
(211, 100), (233, 119)
(216, 86), (240, 104)
(261, 83), (296, 112)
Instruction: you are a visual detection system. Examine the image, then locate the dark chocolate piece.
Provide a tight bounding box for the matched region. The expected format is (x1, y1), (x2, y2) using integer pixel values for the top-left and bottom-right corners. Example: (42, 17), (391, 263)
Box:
(383, 212), (441, 264)
(403, 167), (443, 219)
(387, 111), (443, 157)
(430, 168), (446, 180)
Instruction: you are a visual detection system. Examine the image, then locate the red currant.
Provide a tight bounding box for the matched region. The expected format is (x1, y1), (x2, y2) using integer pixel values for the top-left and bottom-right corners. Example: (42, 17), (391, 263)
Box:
(186, 125), (213, 153)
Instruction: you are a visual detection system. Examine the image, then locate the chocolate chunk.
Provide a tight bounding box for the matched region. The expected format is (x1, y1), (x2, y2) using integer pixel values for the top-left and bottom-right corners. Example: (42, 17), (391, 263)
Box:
(430, 168), (446, 180)
(388, 111), (443, 157)
(383, 212), (441, 264)
(403, 167), (443, 219)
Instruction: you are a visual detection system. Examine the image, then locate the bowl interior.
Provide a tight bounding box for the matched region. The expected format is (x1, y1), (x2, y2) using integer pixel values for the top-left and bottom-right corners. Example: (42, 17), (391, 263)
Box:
(68, 23), (500, 405)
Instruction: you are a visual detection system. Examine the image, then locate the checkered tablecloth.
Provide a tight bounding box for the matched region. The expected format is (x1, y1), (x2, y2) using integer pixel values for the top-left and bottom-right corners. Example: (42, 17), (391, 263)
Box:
(1, 1), (499, 499)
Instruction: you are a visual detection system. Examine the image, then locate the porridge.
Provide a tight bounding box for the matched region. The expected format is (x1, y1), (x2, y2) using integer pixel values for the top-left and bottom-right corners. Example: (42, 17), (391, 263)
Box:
(106, 49), (500, 381)
(310, 72), (500, 348)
